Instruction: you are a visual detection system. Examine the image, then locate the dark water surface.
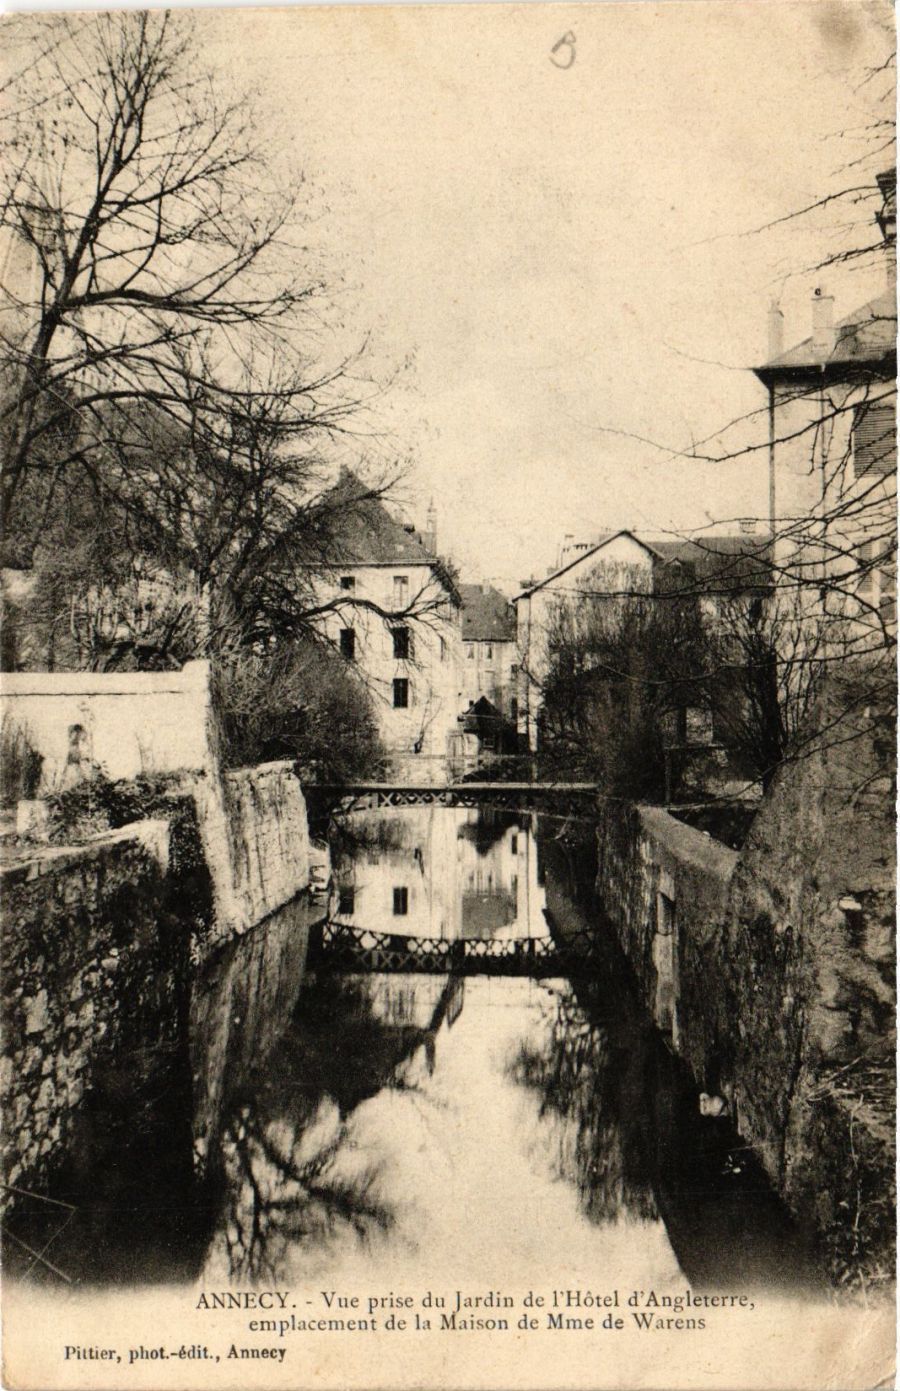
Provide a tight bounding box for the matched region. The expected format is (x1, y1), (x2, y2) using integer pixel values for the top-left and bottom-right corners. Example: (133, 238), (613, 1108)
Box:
(4, 807), (822, 1295)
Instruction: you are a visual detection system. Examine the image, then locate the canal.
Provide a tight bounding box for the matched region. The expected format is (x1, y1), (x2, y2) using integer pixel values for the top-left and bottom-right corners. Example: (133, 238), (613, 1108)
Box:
(5, 805), (821, 1296)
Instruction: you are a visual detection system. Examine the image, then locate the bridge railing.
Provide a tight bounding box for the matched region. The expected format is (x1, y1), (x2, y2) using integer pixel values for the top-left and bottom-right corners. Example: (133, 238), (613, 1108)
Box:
(312, 920), (603, 977)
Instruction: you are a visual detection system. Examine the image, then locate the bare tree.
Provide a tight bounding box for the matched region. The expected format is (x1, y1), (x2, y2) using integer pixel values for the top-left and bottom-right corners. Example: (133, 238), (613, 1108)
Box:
(0, 11), (361, 547)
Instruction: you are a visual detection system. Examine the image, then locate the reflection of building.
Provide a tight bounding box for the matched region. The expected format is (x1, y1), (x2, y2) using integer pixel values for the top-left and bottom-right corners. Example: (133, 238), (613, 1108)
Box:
(332, 806), (546, 940)
(319, 476), (464, 780)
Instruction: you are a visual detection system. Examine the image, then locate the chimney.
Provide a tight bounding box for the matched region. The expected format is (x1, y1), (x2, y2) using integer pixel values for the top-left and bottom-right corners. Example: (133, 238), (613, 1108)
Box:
(424, 499), (437, 554)
(811, 287), (836, 359)
(767, 302), (784, 360)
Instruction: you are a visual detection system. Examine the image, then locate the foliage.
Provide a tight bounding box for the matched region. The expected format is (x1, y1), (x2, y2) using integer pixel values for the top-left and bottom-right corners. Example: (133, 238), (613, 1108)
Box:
(0, 5), (453, 814)
(537, 582), (711, 800)
(0, 716), (43, 806)
(212, 640), (385, 781)
(44, 770), (180, 833)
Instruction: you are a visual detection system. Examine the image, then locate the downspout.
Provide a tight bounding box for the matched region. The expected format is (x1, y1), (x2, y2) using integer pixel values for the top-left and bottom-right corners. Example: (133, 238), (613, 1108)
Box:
(819, 377), (828, 591)
(767, 383), (776, 546)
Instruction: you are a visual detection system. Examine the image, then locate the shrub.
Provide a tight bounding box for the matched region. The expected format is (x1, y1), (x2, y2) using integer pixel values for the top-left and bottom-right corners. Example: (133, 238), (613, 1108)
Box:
(212, 640), (385, 783)
(0, 717), (43, 807)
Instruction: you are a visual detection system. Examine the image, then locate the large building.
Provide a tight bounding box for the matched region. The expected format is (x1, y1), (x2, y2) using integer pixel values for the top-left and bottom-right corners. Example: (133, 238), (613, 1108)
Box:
(319, 478), (464, 779)
(752, 170), (896, 650)
(514, 528), (771, 749)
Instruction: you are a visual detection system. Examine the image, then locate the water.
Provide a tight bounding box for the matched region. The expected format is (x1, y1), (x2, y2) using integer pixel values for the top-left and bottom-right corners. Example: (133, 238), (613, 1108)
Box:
(4, 806), (821, 1294)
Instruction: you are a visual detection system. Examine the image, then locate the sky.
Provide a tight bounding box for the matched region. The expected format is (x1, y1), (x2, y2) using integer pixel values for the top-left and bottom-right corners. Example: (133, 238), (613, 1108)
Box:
(174, 3), (893, 588)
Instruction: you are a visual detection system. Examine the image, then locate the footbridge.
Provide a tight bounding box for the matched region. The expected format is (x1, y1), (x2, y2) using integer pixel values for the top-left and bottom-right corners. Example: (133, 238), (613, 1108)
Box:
(310, 920), (603, 978)
(307, 781), (601, 817)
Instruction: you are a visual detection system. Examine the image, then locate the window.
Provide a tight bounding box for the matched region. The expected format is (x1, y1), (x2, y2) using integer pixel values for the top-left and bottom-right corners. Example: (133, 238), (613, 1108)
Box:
(339, 628), (356, 659)
(853, 400), (897, 479)
(338, 887), (355, 915)
(393, 575), (409, 609)
(392, 626), (411, 659)
(466, 643), (475, 660)
(340, 575), (355, 591)
(393, 886), (409, 916)
(393, 678), (409, 708)
(511, 835), (518, 854)
(485, 644), (493, 662)
(510, 697), (518, 721)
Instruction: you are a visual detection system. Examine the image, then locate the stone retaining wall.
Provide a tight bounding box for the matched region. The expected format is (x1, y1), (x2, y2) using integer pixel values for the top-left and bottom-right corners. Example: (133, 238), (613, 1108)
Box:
(193, 759), (312, 952)
(594, 681), (895, 1285)
(595, 801), (737, 1050)
(0, 821), (182, 1203)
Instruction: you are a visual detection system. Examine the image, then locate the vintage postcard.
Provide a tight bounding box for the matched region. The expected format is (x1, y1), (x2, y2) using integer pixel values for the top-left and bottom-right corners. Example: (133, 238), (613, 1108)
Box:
(0, 1), (896, 1388)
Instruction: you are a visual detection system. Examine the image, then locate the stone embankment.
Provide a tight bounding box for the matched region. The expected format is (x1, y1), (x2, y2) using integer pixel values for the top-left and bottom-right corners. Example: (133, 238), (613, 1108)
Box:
(2, 820), (176, 1199)
(594, 686), (895, 1287)
(1, 753), (321, 1218)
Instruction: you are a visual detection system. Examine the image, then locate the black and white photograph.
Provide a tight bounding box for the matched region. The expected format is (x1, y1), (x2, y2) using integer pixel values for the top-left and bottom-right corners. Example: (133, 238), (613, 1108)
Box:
(0, 2), (895, 1387)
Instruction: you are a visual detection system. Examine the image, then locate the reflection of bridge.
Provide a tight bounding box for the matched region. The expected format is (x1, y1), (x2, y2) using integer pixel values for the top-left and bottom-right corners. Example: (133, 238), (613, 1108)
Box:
(311, 920), (601, 978)
(308, 782), (600, 817)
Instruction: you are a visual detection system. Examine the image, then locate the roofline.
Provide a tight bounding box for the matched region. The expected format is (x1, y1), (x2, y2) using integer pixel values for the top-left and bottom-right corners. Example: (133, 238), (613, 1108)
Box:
(753, 351), (896, 388)
(512, 529), (673, 601)
(333, 558), (438, 569)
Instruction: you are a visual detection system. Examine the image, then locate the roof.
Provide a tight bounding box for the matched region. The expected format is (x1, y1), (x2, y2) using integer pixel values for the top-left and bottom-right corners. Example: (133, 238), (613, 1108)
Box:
(649, 535), (774, 592)
(459, 583), (517, 641)
(514, 530), (659, 600)
(329, 472), (440, 566)
(514, 529), (773, 600)
(754, 289), (896, 383)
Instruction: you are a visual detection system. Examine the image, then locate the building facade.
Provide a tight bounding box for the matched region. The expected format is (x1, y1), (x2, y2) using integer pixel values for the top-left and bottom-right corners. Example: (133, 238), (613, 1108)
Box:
(319, 482), (464, 780)
(752, 171), (897, 654)
(514, 528), (771, 751)
(459, 583), (518, 718)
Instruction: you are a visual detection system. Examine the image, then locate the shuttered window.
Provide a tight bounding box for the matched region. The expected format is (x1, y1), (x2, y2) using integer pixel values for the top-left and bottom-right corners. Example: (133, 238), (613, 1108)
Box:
(853, 400), (897, 479)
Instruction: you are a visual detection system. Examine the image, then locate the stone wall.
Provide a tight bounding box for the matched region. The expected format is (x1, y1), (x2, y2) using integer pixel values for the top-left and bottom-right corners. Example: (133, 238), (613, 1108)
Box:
(594, 801), (737, 1047)
(593, 676), (895, 1283)
(192, 759), (313, 952)
(0, 821), (182, 1206)
(716, 680), (895, 1284)
(1, 660), (211, 792)
(0, 755), (318, 1213)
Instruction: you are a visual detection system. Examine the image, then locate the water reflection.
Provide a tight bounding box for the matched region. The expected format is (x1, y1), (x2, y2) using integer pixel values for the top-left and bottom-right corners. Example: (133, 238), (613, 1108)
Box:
(331, 807), (546, 941)
(203, 972), (465, 1285)
(4, 808), (823, 1296)
(198, 812), (820, 1294)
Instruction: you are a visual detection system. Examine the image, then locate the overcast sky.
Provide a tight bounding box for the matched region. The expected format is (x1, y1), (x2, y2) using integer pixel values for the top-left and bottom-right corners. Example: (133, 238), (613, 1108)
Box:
(203, 0), (892, 590)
